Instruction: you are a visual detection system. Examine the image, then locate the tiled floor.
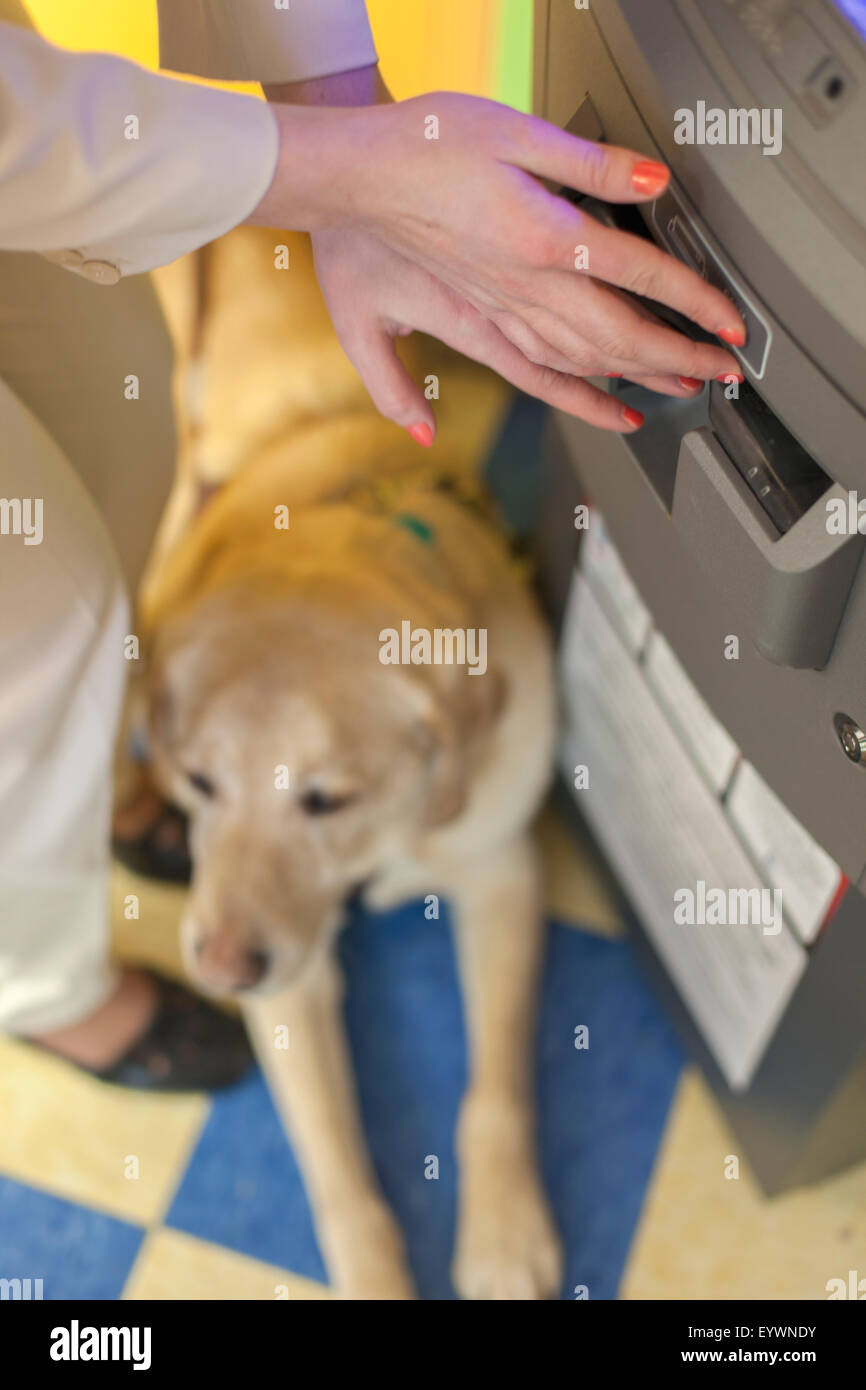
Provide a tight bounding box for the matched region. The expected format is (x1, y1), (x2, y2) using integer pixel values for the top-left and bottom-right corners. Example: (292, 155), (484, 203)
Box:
(2, 802), (862, 1299)
(0, 803), (671, 1300)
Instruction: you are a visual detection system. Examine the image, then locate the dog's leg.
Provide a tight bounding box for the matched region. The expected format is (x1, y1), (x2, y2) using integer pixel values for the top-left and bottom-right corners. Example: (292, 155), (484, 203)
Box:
(449, 834), (563, 1300)
(244, 951), (415, 1300)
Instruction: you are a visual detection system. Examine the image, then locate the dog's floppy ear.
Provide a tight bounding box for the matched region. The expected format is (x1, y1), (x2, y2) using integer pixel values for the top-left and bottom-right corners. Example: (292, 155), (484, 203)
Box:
(146, 627), (198, 761)
(145, 606), (218, 760)
(410, 664), (507, 828)
(148, 661), (175, 754)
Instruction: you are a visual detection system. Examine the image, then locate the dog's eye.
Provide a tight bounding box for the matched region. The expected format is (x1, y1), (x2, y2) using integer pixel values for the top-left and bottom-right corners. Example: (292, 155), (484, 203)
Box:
(300, 788), (353, 816)
(187, 770), (216, 798)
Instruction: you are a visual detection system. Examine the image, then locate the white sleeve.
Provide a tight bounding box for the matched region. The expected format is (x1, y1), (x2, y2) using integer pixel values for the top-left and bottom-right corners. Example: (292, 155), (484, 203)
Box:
(157, 0), (378, 84)
(0, 23), (279, 279)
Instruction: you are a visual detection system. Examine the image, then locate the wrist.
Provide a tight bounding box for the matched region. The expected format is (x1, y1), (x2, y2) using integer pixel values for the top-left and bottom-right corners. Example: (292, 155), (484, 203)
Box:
(245, 65), (393, 233)
(244, 103), (350, 231)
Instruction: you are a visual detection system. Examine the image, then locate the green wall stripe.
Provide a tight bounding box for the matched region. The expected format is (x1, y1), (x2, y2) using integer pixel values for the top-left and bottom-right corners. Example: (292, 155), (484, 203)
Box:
(495, 0), (533, 111)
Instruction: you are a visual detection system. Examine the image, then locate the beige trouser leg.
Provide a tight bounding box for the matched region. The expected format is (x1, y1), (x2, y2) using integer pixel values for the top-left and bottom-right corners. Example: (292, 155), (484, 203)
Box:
(0, 252), (177, 595)
(0, 2), (176, 1031)
(0, 238), (176, 1031)
(0, 378), (129, 1032)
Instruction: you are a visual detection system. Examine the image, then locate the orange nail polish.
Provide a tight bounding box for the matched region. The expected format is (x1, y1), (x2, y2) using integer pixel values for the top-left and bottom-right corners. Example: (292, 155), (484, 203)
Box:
(679, 376), (704, 390)
(408, 422), (434, 448)
(631, 160), (669, 197)
(605, 372), (623, 378)
(623, 406), (645, 428)
(718, 326), (746, 346)
(715, 372), (745, 383)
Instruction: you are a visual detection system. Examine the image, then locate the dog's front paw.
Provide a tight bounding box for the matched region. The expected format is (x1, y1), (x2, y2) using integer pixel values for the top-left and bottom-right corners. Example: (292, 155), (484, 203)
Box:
(453, 1096), (563, 1301)
(453, 1183), (563, 1301)
(322, 1198), (417, 1301)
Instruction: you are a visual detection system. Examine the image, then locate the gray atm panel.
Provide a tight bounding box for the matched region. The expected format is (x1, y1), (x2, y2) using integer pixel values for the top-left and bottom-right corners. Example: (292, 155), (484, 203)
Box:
(535, 0), (866, 888)
(534, 0), (866, 1192)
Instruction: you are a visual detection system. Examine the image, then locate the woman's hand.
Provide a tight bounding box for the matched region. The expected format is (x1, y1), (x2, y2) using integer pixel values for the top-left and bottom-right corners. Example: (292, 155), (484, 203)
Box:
(249, 88), (746, 438)
(311, 225), (656, 439)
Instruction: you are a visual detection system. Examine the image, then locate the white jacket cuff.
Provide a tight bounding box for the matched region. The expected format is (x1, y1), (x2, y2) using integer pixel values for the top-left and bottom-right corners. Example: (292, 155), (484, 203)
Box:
(158, 0), (378, 84)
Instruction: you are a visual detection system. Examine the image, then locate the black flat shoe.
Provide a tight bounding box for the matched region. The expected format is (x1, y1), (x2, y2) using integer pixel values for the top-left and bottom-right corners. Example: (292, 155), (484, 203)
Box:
(112, 802), (192, 885)
(31, 971), (254, 1093)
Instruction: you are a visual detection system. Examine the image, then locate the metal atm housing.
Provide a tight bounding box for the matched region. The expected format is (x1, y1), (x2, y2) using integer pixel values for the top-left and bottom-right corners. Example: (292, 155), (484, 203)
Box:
(534, 0), (866, 1192)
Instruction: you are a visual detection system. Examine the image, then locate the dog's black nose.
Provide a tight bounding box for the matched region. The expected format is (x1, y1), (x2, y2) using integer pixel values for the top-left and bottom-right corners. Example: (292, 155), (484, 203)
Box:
(239, 948), (271, 990)
(227, 947), (270, 992)
(194, 937), (271, 993)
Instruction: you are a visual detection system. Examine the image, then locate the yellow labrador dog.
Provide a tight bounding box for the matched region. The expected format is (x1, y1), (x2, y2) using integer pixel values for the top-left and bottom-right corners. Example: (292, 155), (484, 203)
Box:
(141, 230), (562, 1300)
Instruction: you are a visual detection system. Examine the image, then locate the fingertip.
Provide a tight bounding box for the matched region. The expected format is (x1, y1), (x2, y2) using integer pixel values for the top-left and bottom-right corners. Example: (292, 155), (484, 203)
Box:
(408, 422), (435, 448)
(630, 159), (669, 199)
(622, 405), (645, 429)
(717, 325), (747, 347)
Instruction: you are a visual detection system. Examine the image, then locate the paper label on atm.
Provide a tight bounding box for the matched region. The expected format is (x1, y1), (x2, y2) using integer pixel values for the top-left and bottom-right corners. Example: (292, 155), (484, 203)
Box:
(643, 630), (740, 796)
(579, 513), (652, 655)
(560, 572), (807, 1090)
(725, 762), (844, 946)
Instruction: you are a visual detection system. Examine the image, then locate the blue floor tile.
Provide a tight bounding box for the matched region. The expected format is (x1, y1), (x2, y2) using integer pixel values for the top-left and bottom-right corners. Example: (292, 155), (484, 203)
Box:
(167, 906), (682, 1299)
(0, 1176), (144, 1300)
(165, 1067), (327, 1284)
(537, 925), (684, 1299)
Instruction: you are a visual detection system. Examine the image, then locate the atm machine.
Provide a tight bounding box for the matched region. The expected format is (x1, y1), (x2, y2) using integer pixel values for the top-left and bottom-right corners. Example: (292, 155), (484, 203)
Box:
(533, 0), (866, 1192)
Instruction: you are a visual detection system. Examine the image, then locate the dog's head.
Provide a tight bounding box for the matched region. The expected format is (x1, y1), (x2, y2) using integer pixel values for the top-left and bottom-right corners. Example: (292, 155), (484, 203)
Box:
(148, 575), (503, 996)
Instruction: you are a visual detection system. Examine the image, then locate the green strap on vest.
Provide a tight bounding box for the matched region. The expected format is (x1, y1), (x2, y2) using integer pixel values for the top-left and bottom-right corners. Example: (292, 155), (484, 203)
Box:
(393, 512), (436, 546)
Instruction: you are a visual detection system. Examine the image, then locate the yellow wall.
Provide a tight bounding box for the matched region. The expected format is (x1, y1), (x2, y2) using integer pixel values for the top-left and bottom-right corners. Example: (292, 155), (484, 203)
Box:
(369, 0), (504, 99)
(24, 0), (508, 100)
(25, 1), (158, 66)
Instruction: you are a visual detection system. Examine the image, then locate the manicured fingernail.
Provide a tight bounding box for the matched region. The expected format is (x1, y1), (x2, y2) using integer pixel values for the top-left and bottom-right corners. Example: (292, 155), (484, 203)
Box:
(408, 422), (434, 448)
(623, 406), (645, 428)
(605, 372), (622, 378)
(678, 376), (704, 391)
(718, 326), (746, 346)
(715, 371), (745, 383)
(631, 160), (669, 197)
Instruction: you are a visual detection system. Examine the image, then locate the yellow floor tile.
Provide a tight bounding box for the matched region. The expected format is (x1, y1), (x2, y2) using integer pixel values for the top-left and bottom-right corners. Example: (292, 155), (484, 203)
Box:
(621, 1068), (866, 1300)
(537, 803), (623, 938)
(123, 1227), (331, 1300)
(0, 1035), (208, 1225)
